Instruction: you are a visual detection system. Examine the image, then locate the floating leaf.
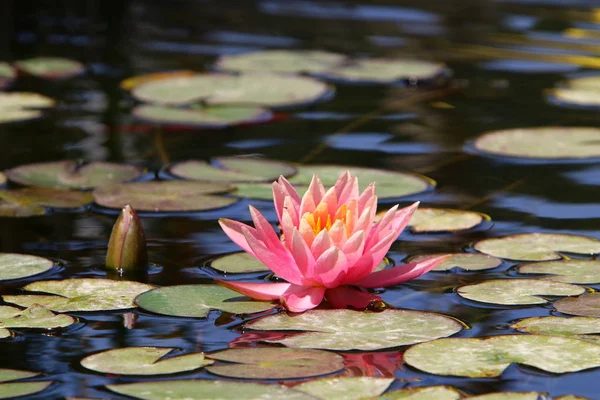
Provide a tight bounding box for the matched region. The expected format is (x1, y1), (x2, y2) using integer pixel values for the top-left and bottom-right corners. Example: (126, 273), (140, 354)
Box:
(472, 127), (600, 160)
(467, 393), (547, 400)
(93, 181), (238, 212)
(0, 369), (50, 400)
(0, 329), (9, 339)
(233, 182), (307, 200)
(135, 285), (274, 317)
(0, 172), (5, 186)
(215, 50), (347, 74)
(548, 76), (600, 109)
(0, 92), (54, 123)
(169, 157), (296, 183)
(245, 309), (463, 351)
(107, 380), (316, 400)
(0, 191), (46, 217)
(554, 293), (600, 317)
(0, 62), (16, 89)
(15, 57), (84, 79)
(517, 259), (600, 284)
(206, 348), (344, 379)
(0, 253), (53, 281)
(378, 386), (462, 400)
(120, 70), (195, 91)
(457, 279), (584, 305)
(132, 105), (272, 128)
(404, 335), (600, 377)
(131, 73), (332, 108)
(0, 369), (39, 382)
(81, 347), (213, 375)
(6, 160), (143, 189)
(2, 278), (154, 312)
(473, 233), (600, 261)
(293, 376), (393, 400)
(0, 305), (75, 329)
(408, 253), (502, 271)
(0, 187), (93, 209)
(512, 316), (600, 341)
(404, 208), (485, 233)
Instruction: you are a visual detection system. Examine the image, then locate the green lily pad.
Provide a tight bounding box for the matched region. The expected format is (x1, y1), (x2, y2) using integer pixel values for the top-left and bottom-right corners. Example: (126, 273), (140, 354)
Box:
(131, 73), (332, 108)
(0, 369), (39, 382)
(0, 191), (46, 217)
(107, 380), (317, 400)
(0, 92), (54, 123)
(467, 394), (546, 400)
(215, 50), (347, 74)
(2, 278), (155, 312)
(206, 348), (344, 379)
(554, 293), (600, 317)
(169, 157), (296, 183)
(293, 377), (393, 400)
(6, 160), (143, 189)
(379, 386), (462, 400)
(0, 253), (53, 281)
(132, 105), (272, 128)
(0, 305), (75, 329)
(93, 181), (238, 212)
(245, 309), (463, 351)
(517, 259), (600, 284)
(457, 279), (584, 305)
(317, 58), (447, 85)
(472, 127), (600, 160)
(0, 62), (16, 89)
(81, 347), (213, 375)
(403, 334), (600, 377)
(0, 329), (10, 339)
(408, 253), (502, 271)
(512, 316), (600, 340)
(0, 187), (93, 209)
(473, 233), (600, 261)
(233, 182), (308, 200)
(406, 208), (486, 233)
(15, 57), (84, 79)
(120, 70), (195, 91)
(0, 369), (50, 400)
(135, 284), (274, 317)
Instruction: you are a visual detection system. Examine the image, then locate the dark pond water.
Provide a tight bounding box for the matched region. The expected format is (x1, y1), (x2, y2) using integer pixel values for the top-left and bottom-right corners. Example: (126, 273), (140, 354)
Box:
(3, 0), (600, 398)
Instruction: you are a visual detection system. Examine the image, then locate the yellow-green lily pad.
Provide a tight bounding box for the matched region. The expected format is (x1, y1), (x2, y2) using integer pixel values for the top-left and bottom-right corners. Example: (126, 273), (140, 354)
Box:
(169, 157), (296, 183)
(15, 56), (84, 79)
(547, 76), (600, 109)
(215, 50), (347, 74)
(293, 376), (393, 400)
(378, 386), (462, 400)
(0, 253), (53, 281)
(0, 63), (16, 89)
(120, 70), (195, 91)
(408, 253), (502, 271)
(0, 192), (46, 217)
(467, 393), (548, 400)
(457, 279), (584, 305)
(406, 208), (486, 233)
(0, 92), (54, 123)
(132, 105), (272, 128)
(0, 329), (10, 339)
(0, 368), (51, 400)
(554, 293), (600, 317)
(512, 316), (600, 345)
(517, 259), (600, 284)
(0, 305), (75, 330)
(0, 187), (93, 209)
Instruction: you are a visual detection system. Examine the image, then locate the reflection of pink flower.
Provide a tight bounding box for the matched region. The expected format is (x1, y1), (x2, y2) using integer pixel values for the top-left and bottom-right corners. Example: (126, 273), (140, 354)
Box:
(218, 171), (448, 312)
(341, 351), (404, 378)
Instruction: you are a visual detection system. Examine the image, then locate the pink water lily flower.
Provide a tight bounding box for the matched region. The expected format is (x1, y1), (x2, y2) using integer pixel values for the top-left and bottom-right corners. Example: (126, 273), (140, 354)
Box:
(217, 171), (449, 312)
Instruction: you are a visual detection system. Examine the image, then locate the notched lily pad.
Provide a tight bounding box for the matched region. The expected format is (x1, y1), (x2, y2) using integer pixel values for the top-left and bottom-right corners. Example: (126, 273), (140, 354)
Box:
(135, 284), (274, 318)
(206, 348), (344, 379)
(245, 309), (463, 351)
(408, 253), (502, 272)
(6, 160), (143, 189)
(404, 334), (600, 377)
(293, 376), (393, 400)
(473, 233), (600, 261)
(93, 181), (238, 212)
(209, 252), (269, 274)
(457, 279), (584, 306)
(15, 56), (84, 79)
(517, 259), (600, 284)
(0, 305), (75, 330)
(0, 92), (54, 123)
(169, 157), (296, 183)
(0, 253), (53, 281)
(81, 347), (213, 375)
(215, 50), (347, 74)
(554, 293), (600, 317)
(378, 386), (462, 400)
(0, 368), (51, 400)
(404, 208), (486, 233)
(2, 278), (154, 312)
(132, 105), (273, 128)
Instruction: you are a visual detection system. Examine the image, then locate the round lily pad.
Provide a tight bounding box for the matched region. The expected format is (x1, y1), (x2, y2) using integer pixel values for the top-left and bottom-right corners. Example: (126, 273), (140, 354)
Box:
(93, 181), (238, 212)
(206, 348), (344, 379)
(408, 253), (502, 271)
(554, 293), (600, 317)
(215, 50), (347, 74)
(468, 393), (549, 400)
(547, 76), (600, 109)
(6, 160), (143, 189)
(169, 157), (296, 183)
(0, 369), (39, 382)
(135, 284), (274, 318)
(512, 316), (600, 338)
(107, 380), (316, 400)
(81, 347), (213, 375)
(232, 182), (307, 200)
(316, 58), (447, 85)
(0, 191), (47, 217)
(15, 57), (84, 79)
(0, 369), (50, 400)
(0, 92), (54, 123)
(2, 278), (155, 312)
(0, 329), (9, 339)
(472, 127), (600, 160)
(0, 187), (93, 209)
(293, 377), (393, 400)
(120, 70), (195, 91)
(131, 73), (332, 108)
(473, 233), (600, 261)
(0, 62), (16, 89)
(457, 279), (584, 306)
(404, 208), (486, 233)
(517, 259), (600, 284)
(404, 334), (600, 377)
(378, 386), (462, 400)
(132, 105), (273, 128)
(245, 309), (463, 351)
(0, 305), (75, 330)
(0, 253), (53, 281)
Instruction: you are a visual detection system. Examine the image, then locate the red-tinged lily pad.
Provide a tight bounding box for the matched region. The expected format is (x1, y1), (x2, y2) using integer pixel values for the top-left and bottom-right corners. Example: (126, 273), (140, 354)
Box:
(169, 157), (296, 183)
(0, 368), (51, 400)
(120, 70), (195, 91)
(378, 386), (462, 400)
(93, 181), (238, 212)
(408, 253), (502, 271)
(0, 92), (54, 123)
(0, 253), (54, 281)
(215, 50), (347, 74)
(554, 293), (600, 317)
(15, 57), (84, 79)
(379, 207), (487, 233)
(6, 160), (143, 189)
(517, 259), (600, 284)
(293, 376), (393, 399)
(206, 348), (344, 379)
(0, 304), (75, 330)
(0, 63), (16, 89)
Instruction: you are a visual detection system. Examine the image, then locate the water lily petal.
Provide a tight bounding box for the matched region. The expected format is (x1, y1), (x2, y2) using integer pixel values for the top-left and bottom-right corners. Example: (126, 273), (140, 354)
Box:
(342, 230), (365, 267)
(299, 217), (316, 247)
(325, 286), (383, 309)
(358, 182), (376, 213)
(249, 206), (282, 252)
(314, 247), (349, 288)
(219, 219), (257, 256)
(281, 285), (326, 312)
(216, 279), (291, 301)
(311, 229), (334, 260)
(273, 176), (300, 221)
(328, 219), (348, 247)
(334, 170), (351, 200)
(356, 255), (451, 288)
(292, 229), (316, 279)
(321, 186), (338, 218)
(338, 175), (359, 206)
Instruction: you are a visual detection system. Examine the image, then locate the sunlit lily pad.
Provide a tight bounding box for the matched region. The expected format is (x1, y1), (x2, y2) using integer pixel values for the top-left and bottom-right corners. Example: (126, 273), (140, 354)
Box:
(131, 73), (332, 108)
(403, 208), (486, 233)
(2, 278), (154, 312)
(0, 253), (53, 281)
(135, 284), (274, 317)
(6, 160), (143, 189)
(554, 293), (600, 317)
(81, 347), (213, 375)
(0, 305), (75, 329)
(293, 376), (393, 400)
(473, 233), (600, 261)
(518, 260), (600, 284)
(93, 181), (238, 212)
(0, 329), (9, 339)
(15, 57), (84, 79)
(404, 334), (600, 377)
(468, 393), (550, 400)
(107, 380), (316, 400)
(233, 182), (307, 200)
(120, 70), (195, 91)
(215, 50), (347, 74)
(408, 253), (502, 271)
(206, 348), (344, 379)
(457, 279), (584, 305)
(472, 127), (600, 160)
(245, 309), (463, 351)
(0, 62), (16, 89)
(512, 316), (600, 343)
(379, 386), (462, 400)
(0, 92), (54, 123)
(548, 76), (600, 109)
(132, 105), (272, 128)
(169, 157), (296, 183)
(0, 369), (51, 400)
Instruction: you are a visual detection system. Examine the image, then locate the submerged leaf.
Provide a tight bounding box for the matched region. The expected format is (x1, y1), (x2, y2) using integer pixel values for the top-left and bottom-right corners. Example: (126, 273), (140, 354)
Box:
(457, 279), (584, 305)
(0, 253), (53, 281)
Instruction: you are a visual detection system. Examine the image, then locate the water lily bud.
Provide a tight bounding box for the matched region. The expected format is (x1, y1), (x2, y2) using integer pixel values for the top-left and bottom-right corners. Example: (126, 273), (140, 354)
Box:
(106, 205), (148, 272)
